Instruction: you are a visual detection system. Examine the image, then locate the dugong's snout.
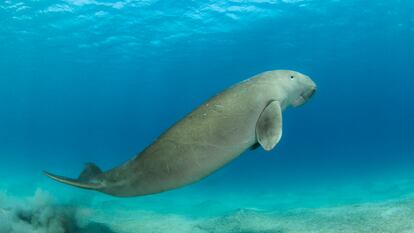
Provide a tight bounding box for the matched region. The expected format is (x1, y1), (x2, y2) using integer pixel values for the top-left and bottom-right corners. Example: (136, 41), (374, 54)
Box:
(291, 76), (316, 107)
(303, 86), (316, 100)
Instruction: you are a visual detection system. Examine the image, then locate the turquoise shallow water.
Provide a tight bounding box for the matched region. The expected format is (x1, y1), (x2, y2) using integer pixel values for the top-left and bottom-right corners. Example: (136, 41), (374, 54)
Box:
(1, 0), (414, 232)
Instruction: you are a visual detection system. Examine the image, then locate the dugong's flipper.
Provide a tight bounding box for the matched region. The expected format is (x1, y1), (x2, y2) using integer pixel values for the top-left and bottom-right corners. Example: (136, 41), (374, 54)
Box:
(44, 163), (103, 190)
(256, 100), (283, 151)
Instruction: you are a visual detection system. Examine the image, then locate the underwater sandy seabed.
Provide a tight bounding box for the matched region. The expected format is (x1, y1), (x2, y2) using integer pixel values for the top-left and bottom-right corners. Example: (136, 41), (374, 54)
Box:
(2, 173), (414, 233)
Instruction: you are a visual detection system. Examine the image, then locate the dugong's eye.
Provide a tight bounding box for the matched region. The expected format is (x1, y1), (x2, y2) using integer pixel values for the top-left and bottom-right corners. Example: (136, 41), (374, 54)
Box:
(290, 76), (294, 79)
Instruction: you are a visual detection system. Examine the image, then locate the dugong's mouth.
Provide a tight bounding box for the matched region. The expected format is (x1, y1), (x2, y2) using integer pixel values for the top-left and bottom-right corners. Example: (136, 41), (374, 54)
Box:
(302, 87), (316, 100)
(292, 87), (316, 107)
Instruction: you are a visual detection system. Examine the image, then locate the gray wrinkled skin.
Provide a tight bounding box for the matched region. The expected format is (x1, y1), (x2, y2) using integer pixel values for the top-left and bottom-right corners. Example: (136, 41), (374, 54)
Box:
(45, 70), (316, 197)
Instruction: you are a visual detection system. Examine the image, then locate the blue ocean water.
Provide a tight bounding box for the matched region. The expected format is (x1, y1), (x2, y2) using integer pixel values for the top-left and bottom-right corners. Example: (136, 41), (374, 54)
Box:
(1, 0), (414, 232)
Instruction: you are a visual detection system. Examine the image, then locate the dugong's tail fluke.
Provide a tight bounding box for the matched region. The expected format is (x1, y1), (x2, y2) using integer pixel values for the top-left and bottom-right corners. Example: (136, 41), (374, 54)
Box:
(44, 163), (103, 190)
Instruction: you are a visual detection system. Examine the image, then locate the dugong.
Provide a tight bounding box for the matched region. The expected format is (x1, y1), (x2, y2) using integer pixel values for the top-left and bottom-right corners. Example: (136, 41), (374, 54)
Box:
(45, 70), (316, 197)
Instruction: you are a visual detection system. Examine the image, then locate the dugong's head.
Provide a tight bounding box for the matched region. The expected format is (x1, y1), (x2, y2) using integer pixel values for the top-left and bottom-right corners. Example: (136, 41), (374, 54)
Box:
(265, 70), (317, 107)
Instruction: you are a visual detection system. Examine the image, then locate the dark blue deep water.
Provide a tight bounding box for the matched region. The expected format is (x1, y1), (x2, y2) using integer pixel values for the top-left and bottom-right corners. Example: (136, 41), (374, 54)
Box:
(1, 1), (414, 232)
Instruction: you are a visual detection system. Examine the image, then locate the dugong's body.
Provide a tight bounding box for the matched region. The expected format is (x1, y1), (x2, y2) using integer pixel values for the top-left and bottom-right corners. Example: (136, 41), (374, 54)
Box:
(45, 70), (316, 197)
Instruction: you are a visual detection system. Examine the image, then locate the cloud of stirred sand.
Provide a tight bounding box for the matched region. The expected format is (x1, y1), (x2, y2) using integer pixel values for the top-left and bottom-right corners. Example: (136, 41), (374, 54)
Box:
(0, 189), (114, 233)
